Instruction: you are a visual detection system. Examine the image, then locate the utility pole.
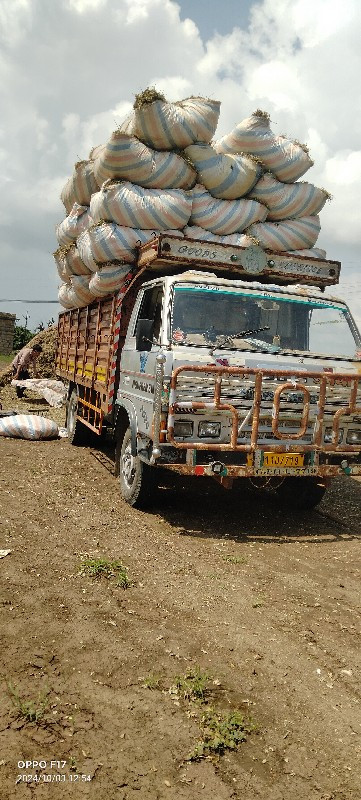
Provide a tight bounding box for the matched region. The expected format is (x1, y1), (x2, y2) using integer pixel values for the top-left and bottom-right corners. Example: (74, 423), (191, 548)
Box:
(23, 312), (29, 329)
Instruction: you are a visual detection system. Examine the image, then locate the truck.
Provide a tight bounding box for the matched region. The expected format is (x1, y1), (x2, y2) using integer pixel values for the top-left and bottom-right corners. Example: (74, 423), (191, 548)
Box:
(56, 235), (361, 509)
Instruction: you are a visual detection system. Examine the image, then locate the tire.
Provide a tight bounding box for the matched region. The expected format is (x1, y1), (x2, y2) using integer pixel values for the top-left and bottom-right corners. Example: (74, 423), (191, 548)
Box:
(66, 389), (91, 446)
(116, 426), (155, 508)
(275, 476), (328, 511)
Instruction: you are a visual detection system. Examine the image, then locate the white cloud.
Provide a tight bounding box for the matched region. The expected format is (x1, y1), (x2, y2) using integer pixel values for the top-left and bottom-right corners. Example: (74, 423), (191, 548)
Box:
(0, 0), (361, 328)
(325, 151), (361, 186)
(0, 0), (32, 46)
(67, 0), (107, 13)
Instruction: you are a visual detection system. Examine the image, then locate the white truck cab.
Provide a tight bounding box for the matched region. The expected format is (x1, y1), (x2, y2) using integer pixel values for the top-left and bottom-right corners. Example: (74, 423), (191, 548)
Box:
(114, 239), (361, 508)
(58, 234), (361, 509)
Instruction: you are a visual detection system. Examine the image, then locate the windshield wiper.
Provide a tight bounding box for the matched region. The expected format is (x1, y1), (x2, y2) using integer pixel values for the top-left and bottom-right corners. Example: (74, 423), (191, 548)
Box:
(210, 326), (271, 352)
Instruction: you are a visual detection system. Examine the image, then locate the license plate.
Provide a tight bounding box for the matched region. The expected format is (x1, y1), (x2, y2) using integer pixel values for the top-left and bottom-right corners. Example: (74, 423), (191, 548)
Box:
(262, 452), (305, 468)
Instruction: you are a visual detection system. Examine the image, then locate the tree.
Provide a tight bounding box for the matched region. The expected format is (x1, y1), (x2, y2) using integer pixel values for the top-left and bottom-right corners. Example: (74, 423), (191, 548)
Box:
(13, 325), (34, 350)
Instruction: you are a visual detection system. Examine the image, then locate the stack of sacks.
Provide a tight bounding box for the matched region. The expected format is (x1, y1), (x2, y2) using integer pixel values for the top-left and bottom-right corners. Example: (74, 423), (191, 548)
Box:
(211, 110), (329, 254)
(55, 92), (331, 311)
(56, 88), (220, 310)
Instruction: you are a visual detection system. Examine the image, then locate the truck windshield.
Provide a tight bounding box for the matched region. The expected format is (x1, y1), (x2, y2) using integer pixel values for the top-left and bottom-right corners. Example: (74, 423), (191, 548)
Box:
(171, 285), (359, 360)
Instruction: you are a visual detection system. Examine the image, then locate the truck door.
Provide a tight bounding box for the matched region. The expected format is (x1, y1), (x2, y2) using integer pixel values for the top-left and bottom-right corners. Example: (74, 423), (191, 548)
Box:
(119, 283), (165, 438)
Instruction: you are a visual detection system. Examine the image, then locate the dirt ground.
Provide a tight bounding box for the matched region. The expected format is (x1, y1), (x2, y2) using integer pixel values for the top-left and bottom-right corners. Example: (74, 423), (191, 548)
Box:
(0, 386), (360, 799)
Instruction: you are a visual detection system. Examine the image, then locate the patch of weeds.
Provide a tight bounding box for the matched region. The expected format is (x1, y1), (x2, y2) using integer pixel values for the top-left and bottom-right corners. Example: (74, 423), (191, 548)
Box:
(79, 558), (130, 589)
(189, 707), (255, 760)
(172, 668), (210, 703)
(252, 596), (265, 608)
(7, 682), (49, 724)
(221, 554), (246, 565)
(142, 674), (161, 690)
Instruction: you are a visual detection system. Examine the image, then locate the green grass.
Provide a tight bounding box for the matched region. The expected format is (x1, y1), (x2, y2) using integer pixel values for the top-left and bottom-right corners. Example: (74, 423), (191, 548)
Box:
(189, 707), (255, 760)
(173, 668), (210, 703)
(7, 682), (49, 724)
(139, 665), (256, 762)
(0, 353), (13, 367)
(142, 674), (161, 690)
(221, 554), (246, 565)
(79, 558), (131, 589)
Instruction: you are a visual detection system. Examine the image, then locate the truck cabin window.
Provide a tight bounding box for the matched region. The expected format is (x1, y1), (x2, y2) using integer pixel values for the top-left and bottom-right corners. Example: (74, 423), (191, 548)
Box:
(135, 286), (164, 342)
(171, 286), (358, 359)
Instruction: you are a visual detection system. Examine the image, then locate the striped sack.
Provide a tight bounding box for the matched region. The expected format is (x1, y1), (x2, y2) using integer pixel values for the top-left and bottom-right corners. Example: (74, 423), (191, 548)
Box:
(54, 250), (69, 283)
(54, 246), (92, 280)
(77, 223), (184, 269)
(292, 248), (326, 259)
(190, 184), (267, 234)
(0, 415), (59, 440)
(58, 283), (78, 309)
(70, 275), (94, 306)
(61, 161), (100, 213)
(94, 133), (196, 189)
(183, 225), (256, 247)
(249, 173), (330, 220)
(89, 264), (130, 298)
(63, 244), (93, 276)
(215, 111), (313, 183)
(56, 204), (93, 247)
(246, 216), (321, 251)
(131, 96), (221, 151)
(184, 143), (260, 199)
(90, 182), (192, 230)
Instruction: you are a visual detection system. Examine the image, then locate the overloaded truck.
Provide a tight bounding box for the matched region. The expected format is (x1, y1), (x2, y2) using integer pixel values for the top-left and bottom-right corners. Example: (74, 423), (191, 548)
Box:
(56, 234), (361, 509)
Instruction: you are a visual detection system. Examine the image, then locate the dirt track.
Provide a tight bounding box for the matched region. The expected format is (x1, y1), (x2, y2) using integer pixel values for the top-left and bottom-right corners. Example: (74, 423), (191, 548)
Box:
(0, 392), (360, 799)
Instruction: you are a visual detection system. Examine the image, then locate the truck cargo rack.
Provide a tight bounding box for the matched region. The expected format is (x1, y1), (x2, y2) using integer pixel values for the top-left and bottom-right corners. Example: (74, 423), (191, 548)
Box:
(137, 235), (340, 289)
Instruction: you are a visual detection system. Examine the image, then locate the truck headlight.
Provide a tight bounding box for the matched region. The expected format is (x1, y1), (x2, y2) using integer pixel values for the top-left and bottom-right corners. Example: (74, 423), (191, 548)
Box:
(174, 420), (193, 437)
(324, 428), (343, 444)
(346, 429), (361, 444)
(198, 421), (221, 438)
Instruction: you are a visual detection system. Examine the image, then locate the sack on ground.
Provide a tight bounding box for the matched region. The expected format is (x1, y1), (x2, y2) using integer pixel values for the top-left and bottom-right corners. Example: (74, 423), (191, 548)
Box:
(249, 173), (330, 220)
(184, 143), (260, 199)
(10, 380), (67, 408)
(215, 111), (313, 183)
(0, 415), (59, 440)
(90, 181), (192, 230)
(190, 184), (267, 234)
(246, 215), (321, 251)
(56, 204), (93, 247)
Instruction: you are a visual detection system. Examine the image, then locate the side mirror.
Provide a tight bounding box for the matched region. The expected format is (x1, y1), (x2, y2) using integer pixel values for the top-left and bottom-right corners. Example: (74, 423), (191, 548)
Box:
(136, 318), (154, 351)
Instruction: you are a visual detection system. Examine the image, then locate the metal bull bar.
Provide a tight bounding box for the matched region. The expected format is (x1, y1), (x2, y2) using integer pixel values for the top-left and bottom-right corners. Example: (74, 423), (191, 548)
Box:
(167, 365), (361, 453)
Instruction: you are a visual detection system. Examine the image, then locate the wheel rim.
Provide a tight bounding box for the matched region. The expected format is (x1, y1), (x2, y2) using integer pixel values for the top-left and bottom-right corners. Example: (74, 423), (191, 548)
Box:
(67, 395), (77, 436)
(121, 442), (137, 489)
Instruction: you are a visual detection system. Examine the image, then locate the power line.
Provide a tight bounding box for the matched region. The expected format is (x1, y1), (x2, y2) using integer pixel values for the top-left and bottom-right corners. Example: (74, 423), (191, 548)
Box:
(0, 299), (59, 303)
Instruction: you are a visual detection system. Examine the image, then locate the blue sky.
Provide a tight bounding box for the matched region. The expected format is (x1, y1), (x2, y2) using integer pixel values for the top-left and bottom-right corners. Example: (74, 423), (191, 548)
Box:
(0, 0), (360, 331)
(178, 0), (254, 38)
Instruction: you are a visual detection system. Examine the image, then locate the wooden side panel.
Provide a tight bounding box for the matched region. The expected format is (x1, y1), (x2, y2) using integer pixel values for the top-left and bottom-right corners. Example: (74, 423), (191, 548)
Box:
(56, 296), (117, 408)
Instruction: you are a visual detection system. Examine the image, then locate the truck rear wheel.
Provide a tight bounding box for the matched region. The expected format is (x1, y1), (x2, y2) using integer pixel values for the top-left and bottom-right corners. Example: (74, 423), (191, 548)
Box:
(275, 476), (327, 511)
(117, 427), (155, 508)
(66, 389), (91, 446)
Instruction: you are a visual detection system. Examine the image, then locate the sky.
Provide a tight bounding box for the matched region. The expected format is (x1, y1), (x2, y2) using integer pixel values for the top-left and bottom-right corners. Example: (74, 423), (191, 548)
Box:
(0, 0), (360, 331)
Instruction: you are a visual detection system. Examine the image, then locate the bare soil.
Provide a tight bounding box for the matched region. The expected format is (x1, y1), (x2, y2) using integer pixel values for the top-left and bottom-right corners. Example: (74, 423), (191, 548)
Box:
(0, 385), (360, 799)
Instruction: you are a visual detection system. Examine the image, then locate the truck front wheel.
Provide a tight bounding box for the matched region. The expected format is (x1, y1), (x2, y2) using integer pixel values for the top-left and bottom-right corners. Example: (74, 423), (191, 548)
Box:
(275, 476), (328, 511)
(116, 427), (155, 508)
